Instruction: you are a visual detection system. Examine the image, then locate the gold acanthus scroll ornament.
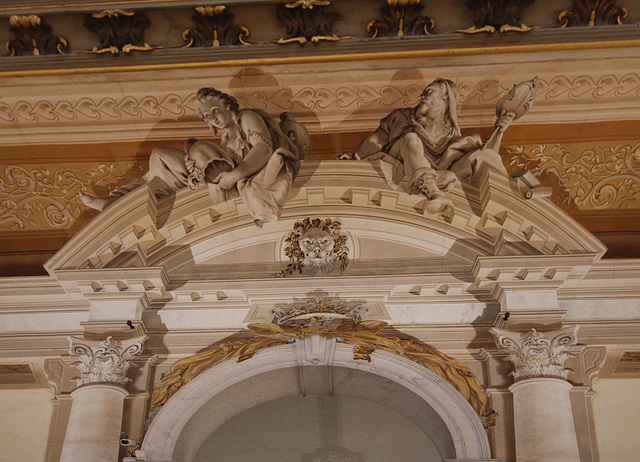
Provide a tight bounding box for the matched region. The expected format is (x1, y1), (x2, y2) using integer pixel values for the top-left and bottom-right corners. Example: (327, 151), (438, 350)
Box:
(151, 319), (489, 420)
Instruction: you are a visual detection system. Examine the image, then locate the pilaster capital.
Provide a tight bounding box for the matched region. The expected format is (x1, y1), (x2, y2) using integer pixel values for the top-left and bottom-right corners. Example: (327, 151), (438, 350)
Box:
(67, 335), (148, 387)
(489, 325), (579, 381)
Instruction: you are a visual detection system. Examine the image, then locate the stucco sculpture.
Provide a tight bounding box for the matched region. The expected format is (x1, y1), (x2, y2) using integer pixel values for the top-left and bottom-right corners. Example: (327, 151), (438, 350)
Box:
(276, 217), (349, 277)
(350, 77), (537, 212)
(81, 88), (309, 225)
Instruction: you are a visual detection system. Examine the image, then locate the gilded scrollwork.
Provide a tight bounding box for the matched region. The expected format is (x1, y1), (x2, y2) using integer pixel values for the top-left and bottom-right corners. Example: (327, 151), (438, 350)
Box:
(0, 162), (143, 231)
(558, 0), (627, 27)
(151, 319), (489, 416)
(505, 142), (640, 210)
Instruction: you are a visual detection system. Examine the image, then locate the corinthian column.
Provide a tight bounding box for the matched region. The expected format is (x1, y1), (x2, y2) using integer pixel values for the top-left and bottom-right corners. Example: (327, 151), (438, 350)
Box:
(60, 335), (147, 462)
(490, 326), (580, 462)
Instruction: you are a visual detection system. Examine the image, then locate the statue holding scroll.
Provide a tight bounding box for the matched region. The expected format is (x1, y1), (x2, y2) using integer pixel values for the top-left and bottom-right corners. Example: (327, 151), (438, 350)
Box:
(81, 88), (309, 226)
(351, 77), (537, 212)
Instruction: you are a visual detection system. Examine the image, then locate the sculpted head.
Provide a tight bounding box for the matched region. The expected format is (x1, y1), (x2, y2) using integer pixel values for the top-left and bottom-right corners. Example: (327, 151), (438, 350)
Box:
(416, 78), (460, 131)
(196, 88), (240, 133)
(299, 226), (336, 275)
(279, 218), (349, 277)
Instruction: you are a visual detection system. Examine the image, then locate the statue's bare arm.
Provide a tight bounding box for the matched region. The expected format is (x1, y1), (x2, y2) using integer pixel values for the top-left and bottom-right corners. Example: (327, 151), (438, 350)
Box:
(355, 127), (387, 159)
(214, 111), (273, 189)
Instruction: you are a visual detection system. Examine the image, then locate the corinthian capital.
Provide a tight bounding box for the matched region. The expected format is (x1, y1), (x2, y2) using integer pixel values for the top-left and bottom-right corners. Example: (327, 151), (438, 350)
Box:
(68, 335), (147, 387)
(490, 326), (579, 381)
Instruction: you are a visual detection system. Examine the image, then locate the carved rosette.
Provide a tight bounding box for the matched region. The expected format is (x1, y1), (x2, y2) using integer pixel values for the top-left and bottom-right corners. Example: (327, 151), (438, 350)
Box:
(490, 326), (579, 381)
(68, 335), (147, 387)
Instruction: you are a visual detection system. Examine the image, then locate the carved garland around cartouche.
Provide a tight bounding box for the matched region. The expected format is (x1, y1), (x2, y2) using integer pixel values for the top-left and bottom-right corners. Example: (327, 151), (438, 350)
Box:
(558, 0), (628, 27)
(6, 15), (68, 56)
(182, 6), (251, 48)
(367, 0), (435, 38)
(276, 0), (343, 44)
(151, 319), (489, 418)
(457, 0), (538, 34)
(68, 335), (147, 387)
(83, 10), (157, 54)
(275, 217), (349, 277)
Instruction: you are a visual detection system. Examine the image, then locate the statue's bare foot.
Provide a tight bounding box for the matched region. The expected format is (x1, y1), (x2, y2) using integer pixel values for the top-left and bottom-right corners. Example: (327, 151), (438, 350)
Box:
(80, 192), (113, 211)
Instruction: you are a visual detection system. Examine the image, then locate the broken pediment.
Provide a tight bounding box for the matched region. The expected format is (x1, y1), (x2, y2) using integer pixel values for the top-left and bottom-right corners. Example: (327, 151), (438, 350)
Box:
(45, 160), (605, 283)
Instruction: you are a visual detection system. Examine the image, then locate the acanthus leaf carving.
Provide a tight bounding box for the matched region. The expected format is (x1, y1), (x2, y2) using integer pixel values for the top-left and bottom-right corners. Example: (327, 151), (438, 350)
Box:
(458, 0), (538, 34)
(83, 10), (158, 54)
(490, 326), (579, 381)
(6, 14), (69, 56)
(182, 6), (251, 47)
(558, 0), (628, 27)
(276, 1), (343, 44)
(68, 335), (147, 387)
(367, 0), (435, 38)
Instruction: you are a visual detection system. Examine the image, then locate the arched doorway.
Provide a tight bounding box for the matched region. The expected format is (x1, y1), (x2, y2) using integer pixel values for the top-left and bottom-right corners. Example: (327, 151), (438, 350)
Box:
(142, 339), (492, 461)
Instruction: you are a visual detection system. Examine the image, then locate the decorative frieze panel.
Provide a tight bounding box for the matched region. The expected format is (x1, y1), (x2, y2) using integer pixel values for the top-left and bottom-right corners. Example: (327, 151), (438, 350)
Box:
(490, 326), (579, 381)
(68, 335), (147, 387)
(504, 141), (640, 210)
(0, 162), (143, 231)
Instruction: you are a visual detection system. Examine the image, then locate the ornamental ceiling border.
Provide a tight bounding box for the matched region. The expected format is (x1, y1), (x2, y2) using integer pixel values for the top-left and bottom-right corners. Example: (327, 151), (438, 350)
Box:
(2, 73), (640, 137)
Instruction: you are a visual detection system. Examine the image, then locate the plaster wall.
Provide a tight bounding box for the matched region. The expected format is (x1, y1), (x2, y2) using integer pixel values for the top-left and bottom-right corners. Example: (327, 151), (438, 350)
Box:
(0, 388), (54, 462)
(592, 378), (640, 462)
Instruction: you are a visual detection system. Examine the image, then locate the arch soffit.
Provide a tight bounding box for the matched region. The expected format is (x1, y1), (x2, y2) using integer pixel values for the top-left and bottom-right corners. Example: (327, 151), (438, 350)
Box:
(142, 342), (491, 462)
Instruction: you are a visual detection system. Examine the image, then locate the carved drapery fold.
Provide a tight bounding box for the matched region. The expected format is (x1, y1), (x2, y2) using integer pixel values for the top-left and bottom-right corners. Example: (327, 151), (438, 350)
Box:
(83, 10), (156, 54)
(6, 15), (68, 56)
(558, 0), (628, 27)
(367, 0), (435, 38)
(68, 335), (147, 387)
(490, 326), (579, 381)
(182, 6), (251, 47)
